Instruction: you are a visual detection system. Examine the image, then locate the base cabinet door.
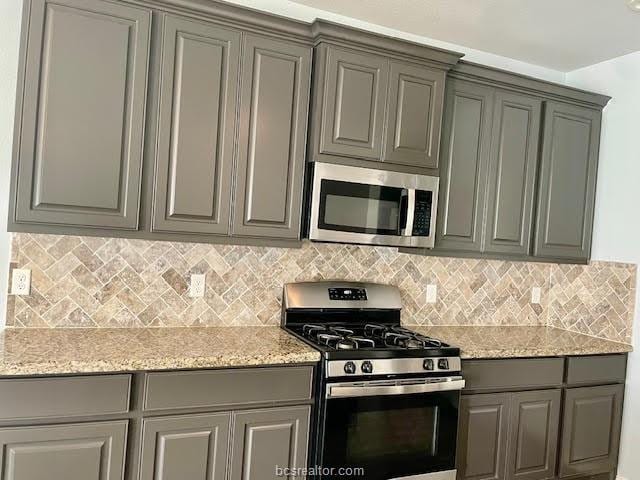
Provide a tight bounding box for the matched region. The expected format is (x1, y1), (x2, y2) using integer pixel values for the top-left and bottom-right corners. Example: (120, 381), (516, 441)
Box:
(0, 420), (127, 480)
(534, 102), (601, 261)
(139, 413), (231, 480)
(458, 393), (511, 480)
(559, 385), (624, 478)
(230, 406), (310, 480)
(14, 0), (150, 230)
(507, 390), (561, 480)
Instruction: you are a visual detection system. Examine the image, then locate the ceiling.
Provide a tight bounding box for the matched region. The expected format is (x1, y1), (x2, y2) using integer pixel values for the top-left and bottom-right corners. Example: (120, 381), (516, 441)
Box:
(289, 0), (640, 71)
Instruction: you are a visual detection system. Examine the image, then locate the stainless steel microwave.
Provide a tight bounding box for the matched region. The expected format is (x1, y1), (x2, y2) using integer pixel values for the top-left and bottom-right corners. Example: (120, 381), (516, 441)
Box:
(308, 162), (439, 248)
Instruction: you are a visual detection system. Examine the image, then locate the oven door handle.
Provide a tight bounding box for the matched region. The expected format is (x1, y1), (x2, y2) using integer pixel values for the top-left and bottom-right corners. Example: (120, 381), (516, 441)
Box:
(326, 378), (466, 399)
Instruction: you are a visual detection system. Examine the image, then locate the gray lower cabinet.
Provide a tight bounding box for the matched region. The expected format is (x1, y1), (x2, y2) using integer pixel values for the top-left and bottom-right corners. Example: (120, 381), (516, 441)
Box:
(13, 0), (150, 230)
(151, 15), (240, 235)
(534, 102), (602, 261)
(0, 420), (128, 480)
(232, 34), (312, 239)
(140, 413), (231, 480)
(559, 385), (624, 478)
(230, 406), (311, 480)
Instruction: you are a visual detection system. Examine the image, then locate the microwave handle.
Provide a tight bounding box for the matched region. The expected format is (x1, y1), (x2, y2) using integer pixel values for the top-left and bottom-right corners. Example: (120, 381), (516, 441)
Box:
(400, 189), (416, 237)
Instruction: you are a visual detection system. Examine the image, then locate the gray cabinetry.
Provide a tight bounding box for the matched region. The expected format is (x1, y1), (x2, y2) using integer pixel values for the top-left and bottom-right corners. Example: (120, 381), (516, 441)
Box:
(559, 385), (624, 478)
(436, 79), (494, 252)
(140, 413), (231, 480)
(534, 102), (602, 261)
(318, 45), (389, 160)
(152, 15), (240, 235)
(232, 34), (311, 239)
(12, 0), (151, 230)
(0, 421), (127, 480)
(383, 62), (446, 169)
(230, 406), (311, 480)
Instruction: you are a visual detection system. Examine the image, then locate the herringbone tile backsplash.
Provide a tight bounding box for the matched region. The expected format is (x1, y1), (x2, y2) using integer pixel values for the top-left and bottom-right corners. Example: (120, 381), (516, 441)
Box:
(5, 233), (636, 343)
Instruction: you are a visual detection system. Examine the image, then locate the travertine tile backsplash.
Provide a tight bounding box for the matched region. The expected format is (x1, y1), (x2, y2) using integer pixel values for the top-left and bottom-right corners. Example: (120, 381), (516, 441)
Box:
(5, 233), (636, 343)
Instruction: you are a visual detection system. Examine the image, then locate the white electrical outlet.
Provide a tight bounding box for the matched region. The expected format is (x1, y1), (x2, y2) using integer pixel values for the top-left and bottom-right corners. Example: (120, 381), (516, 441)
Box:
(189, 274), (206, 298)
(11, 269), (31, 296)
(426, 284), (438, 304)
(531, 286), (542, 304)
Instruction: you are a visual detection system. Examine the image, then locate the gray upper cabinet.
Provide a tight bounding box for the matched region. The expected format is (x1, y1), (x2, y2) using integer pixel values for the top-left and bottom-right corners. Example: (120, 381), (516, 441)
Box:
(0, 420), (127, 480)
(484, 91), (541, 256)
(436, 79), (494, 253)
(140, 413), (231, 480)
(318, 45), (389, 160)
(559, 385), (624, 478)
(152, 15), (240, 235)
(230, 406), (310, 480)
(13, 0), (150, 230)
(534, 102), (602, 261)
(382, 62), (446, 169)
(232, 34), (311, 239)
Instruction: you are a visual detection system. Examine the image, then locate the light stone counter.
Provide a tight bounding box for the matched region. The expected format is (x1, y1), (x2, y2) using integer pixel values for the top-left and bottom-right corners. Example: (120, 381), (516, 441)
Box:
(0, 327), (320, 376)
(408, 325), (633, 359)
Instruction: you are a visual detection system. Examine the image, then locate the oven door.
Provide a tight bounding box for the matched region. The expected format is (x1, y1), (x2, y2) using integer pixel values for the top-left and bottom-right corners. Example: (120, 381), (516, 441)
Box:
(320, 377), (463, 480)
(309, 163), (438, 248)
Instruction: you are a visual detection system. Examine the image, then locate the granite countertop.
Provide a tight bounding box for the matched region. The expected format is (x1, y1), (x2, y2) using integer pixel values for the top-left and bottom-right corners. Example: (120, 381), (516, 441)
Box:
(408, 325), (633, 359)
(0, 327), (320, 376)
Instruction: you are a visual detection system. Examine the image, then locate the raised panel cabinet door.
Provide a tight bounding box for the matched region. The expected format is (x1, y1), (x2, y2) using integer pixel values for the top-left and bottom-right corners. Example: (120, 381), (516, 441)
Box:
(0, 420), (127, 480)
(484, 91), (542, 256)
(14, 0), (150, 229)
(319, 45), (389, 160)
(230, 406), (310, 480)
(458, 393), (510, 480)
(436, 80), (494, 253)
(152, 15), (240, 235)
(383, 61), (446, 169)
(534, 102), (602, 261)
(232, 34), (311, 239)
(139, 413), (231, 480)
(559, 385), (624, 478)
(507, 389), (561, 480)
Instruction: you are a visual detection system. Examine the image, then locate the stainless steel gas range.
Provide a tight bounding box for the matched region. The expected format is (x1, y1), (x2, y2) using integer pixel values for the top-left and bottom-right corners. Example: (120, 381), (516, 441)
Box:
(282, 281), (464, 480)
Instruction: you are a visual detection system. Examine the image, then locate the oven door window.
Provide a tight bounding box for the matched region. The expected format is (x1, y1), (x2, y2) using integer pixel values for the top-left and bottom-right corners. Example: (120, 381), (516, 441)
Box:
(318, 179), (406, 236)
(322, 391), (458, 479)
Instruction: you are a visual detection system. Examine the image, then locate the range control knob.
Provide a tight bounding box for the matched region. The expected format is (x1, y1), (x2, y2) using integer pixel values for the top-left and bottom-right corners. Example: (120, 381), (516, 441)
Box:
(438, 358), (450, 370)
(344, 361), (356, 374)
(361, 361), (374, 374)
(423, 359), (435, 371)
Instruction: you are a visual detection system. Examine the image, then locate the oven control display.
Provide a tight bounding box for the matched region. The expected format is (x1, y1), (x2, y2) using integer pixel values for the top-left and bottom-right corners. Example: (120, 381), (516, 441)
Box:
(328, 288), (367, 301)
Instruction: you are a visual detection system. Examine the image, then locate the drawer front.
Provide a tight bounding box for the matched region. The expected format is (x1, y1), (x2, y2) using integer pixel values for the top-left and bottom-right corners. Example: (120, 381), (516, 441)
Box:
(463, 358), (564, 391)
(0, 375), (131, 420)
(566, 355), (627, 386)
(143, 366), (313, 411)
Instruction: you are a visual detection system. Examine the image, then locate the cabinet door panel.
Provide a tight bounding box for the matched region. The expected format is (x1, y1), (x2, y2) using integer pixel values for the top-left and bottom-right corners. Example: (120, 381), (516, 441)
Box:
(534, 102), (601, 261)
(383, 62), (445, 169)
(0, 421), (127, 480)
(436, 80), (494, 253)
(140, 413), (230, 480)
(485, 91), (541, 255)
(230, 406), (310, 480)
(232, 34), (311, 239)
(458, 393), (510, 480)
(508, 389), (561, 480)
(320, 46), (388, 160)
(15, 0), (150, 229)
(560, 385), (623, 478)
(152, 15), (240, 235)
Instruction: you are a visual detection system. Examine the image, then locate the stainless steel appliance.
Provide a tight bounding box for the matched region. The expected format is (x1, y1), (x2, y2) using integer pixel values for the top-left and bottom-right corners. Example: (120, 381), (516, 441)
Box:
(282, 281), (463, 480)
(308, 162), (439, 248)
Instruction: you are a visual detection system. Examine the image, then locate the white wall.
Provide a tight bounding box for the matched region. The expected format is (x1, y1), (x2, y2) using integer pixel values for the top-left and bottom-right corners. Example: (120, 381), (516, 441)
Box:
(0, 0), (23, 327)
(566, 51), (640, 480)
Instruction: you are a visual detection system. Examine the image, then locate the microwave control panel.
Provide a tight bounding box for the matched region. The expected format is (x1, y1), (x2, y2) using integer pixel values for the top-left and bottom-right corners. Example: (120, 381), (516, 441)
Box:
(413, 190), (433, 236)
